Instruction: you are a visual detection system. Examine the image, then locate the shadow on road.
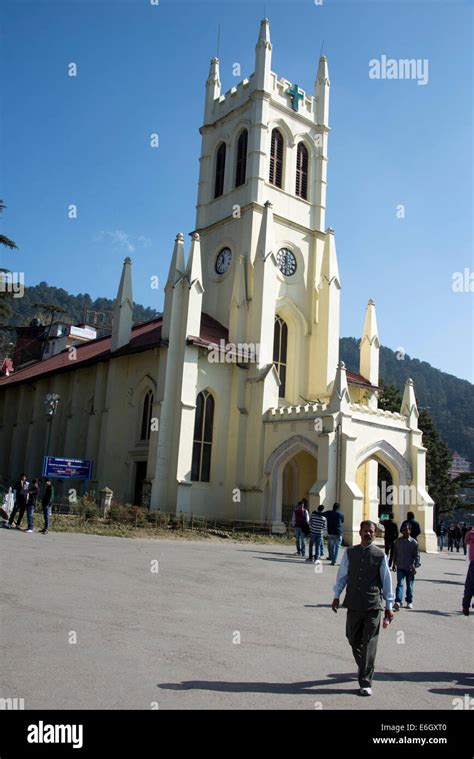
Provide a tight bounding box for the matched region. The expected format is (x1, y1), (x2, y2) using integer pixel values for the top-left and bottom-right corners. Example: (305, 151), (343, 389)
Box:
(158, 671), (473, 697)
(417, 579), (463, 586)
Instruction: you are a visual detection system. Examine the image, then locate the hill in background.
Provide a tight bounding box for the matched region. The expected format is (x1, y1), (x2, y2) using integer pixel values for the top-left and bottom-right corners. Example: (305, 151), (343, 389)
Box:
(340, 337), (474, 466)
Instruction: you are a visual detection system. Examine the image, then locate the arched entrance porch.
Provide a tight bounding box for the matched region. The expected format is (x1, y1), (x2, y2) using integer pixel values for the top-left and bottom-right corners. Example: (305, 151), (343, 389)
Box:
(264, 435), (318, 530)
(351, 440), (414, 537)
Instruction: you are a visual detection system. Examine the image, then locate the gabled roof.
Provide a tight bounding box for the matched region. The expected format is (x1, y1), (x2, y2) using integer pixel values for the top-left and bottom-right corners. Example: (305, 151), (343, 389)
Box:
(346, 370), (380, 391)
(0, 318), (164, 388)
(0, 311), (378, 393)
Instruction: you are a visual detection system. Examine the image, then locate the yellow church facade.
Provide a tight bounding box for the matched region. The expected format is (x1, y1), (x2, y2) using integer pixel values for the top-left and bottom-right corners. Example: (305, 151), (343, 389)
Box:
(0, 20), (437, 551)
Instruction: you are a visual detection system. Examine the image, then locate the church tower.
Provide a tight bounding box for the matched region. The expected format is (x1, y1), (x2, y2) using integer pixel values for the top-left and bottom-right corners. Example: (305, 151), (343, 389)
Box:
(193, 18), (338, 402)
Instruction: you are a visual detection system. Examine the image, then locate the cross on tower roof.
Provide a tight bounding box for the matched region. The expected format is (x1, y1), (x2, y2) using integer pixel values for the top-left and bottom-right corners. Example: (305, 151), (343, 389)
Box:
(288, 83), (304, 112)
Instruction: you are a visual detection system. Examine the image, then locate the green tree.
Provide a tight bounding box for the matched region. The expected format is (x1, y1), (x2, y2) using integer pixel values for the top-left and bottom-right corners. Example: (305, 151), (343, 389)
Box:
(0, 200), (17, 251)
(378, 381), (457, 525)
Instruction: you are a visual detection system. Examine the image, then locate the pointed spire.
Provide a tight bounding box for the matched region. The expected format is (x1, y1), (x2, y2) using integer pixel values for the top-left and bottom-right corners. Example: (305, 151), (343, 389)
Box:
(329, 361), (351, 411)
(204, 58), (221, 122)
(315, 55), (330, 126)
(255, 18), (272, 91)
(162, 234), (186, 341)
(111, 257), (133, 353)
(401, 378), (419, 429)
(360, 298), (380, 387)
(166, 233), (186, 287)
(185, 232), (203, 288)
(183, 232), (204, 338)
(321, 227), (340, 288)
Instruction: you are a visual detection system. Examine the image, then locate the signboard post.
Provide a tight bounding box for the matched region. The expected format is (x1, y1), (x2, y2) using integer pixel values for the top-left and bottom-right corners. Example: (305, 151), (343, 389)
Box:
(42, 457), (93, 480)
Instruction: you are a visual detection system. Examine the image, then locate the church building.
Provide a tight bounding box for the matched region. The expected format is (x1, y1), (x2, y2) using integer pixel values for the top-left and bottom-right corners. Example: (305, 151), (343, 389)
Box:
(0, 20), (436, 550)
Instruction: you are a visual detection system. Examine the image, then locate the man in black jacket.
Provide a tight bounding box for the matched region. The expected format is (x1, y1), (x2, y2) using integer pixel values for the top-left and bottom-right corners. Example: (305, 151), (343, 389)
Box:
(383, 513), (398, 569)
(8, 474), (29, 529)
(324, 503), (344, 566)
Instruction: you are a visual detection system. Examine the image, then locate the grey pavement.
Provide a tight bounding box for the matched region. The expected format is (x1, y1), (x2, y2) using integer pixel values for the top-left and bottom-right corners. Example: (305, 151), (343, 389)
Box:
(0, 529), (472, 710)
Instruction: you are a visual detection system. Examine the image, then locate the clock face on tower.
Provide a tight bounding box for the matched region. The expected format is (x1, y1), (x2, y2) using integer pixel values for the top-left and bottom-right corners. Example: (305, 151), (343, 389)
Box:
(215, 247), (232, 275)
(276, 248), (297, 277)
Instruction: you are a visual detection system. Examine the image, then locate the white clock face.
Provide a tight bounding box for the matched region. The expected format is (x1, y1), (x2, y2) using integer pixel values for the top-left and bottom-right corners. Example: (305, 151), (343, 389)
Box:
(277, 248), (297, 276)
(215, 247), (232, 275)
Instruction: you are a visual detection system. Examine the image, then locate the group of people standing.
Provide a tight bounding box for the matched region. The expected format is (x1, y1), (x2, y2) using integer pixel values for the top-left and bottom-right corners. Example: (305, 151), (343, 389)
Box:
(2, 473), (54, 534)
(436, 522), (470, 553)
(291, 501), (344, 565)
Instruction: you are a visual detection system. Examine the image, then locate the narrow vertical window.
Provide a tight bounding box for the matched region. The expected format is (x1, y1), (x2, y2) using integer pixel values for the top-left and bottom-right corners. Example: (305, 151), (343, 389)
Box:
(273, 317), (288, 398)
(296, 142), (308, 199)
(191, 391), (214, 482)
(214, 143), (226, 198)
(140, 390), (154, 441)
(235, 129), (248, 187)
(269, 129), (283, 188)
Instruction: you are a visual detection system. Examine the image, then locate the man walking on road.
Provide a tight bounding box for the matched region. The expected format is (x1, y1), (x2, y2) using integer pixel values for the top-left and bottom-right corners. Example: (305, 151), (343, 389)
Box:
(7, 474), (29, 530)
(40, 479), (54, 534)
(392, 524), (420, 610)
(383, 513), (398, 568)
(307, 505), (327, 562)
(331, 520), (394, 696)
(291, 501), (309, 557)
(324, 503), (344, 565)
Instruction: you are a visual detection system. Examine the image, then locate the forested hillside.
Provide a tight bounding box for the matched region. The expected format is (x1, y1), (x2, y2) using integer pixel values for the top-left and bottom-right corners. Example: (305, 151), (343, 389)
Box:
(340, 337), (474, 465)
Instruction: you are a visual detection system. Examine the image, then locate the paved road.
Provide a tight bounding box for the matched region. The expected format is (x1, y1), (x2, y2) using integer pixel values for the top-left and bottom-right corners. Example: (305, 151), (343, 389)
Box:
(0, 530), (472, 710)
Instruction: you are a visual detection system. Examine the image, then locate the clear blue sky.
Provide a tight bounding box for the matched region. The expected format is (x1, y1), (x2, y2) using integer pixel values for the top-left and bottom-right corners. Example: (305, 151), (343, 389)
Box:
(1, 0), (472, 382)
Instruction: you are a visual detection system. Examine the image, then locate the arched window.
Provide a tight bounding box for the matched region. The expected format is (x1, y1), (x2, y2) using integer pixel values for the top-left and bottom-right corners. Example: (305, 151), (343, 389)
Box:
(269, 129), (283, 188)
(191, 391), (214, 482)
(235, 129), (248, 187)
(295, 142), (309, 199)
(273, 316), (288, 398)
(214, 143), (226, 198)
(140, 390), (154, 441)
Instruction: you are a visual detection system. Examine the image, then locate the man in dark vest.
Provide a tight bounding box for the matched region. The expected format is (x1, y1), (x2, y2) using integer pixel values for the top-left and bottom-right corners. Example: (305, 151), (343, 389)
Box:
(331, 520), (394, 696)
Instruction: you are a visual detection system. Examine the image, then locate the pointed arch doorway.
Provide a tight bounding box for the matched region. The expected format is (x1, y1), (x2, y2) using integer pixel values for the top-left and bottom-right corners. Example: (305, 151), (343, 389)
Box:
(264, 435), (318, 528)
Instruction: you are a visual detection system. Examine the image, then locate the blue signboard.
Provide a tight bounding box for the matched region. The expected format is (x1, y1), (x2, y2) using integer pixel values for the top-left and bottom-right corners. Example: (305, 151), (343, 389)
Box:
(42, 456), (93, 480)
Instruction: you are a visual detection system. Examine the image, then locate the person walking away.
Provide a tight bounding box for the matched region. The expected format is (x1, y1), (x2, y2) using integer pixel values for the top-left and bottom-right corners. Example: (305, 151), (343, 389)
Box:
(462, 560), (474, 616)
(392, 524), (420, 610)
(26, 479), (40, 533)
(453, 524), (462, 553)
(447, 523), (456, 552)
(291, 501), (309, 557)
(383, 513), (398, 568)
(40, 479), (54, 534)
(435, 523), (445, 551)
(307, 505), (327, 562)
(7, 474), (29, 529)
(400, 511), (421, 541)
(331, 520), (394, 696)
(324, 503), (344, 565)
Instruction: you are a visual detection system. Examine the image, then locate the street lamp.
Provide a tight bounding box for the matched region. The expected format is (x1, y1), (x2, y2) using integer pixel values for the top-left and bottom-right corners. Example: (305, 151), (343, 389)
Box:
(44, 393), (60, 457)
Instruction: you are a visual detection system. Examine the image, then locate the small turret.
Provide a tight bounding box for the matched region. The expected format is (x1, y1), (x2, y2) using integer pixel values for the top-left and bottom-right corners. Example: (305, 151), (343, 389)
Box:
(401, 378), (419, 429)
(161, 233), (185, 341)
(204, 57), (221, 123)
(183, 233), (204, 337)
(111, 257), (133, 353)
(315, 55), (330, 127)
(254, 18), (272, 91)
(359, 299), (380, 387)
